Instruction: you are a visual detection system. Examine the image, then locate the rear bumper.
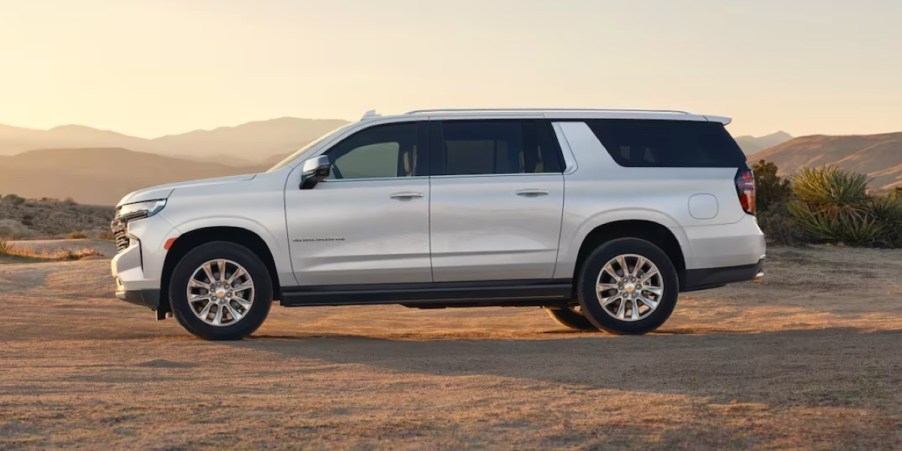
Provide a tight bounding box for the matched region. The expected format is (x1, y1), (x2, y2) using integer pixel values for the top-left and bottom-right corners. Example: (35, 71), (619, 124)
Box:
(682, 258), (764, 292)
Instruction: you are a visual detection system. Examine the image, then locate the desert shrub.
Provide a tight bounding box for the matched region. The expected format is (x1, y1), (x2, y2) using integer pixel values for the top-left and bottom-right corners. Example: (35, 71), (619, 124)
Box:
(55, 248), (104, 260)
(3, 194), (26, 206)
(756, 205), (803, 245)
(788, 166), (902, 247)
(0, 240), (11, 256)
(751, 160), (791, 212)
(749, 160), (800, 245)
(865, 195), (902, 247)
(96, 229), (115, 241)
(66, 231), (89, 239)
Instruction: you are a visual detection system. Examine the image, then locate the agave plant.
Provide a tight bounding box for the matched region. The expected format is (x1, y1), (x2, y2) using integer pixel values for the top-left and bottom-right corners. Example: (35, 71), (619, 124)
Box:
(792, 166), (869, 204)
(788, 166), (902, 247)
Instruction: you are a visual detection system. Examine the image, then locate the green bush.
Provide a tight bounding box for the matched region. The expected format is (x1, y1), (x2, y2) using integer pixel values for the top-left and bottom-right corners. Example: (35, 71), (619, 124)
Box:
(788, 166), (902, 247)
(750, 160), (798, 244)
(751, 160), (791, 212)
(756, 205), (803, 245)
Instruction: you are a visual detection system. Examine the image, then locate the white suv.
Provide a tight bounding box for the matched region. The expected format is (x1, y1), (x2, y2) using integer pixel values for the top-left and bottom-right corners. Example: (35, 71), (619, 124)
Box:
(111, 108), (765, 340)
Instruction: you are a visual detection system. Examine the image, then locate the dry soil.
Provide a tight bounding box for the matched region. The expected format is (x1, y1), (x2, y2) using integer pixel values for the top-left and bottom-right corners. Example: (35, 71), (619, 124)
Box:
(1, 246), (900, 449)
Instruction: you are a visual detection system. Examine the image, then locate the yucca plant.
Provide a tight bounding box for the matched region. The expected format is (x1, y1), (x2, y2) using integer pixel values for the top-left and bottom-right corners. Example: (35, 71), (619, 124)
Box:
(866, 195), (902, 246)
(788, 166), (901, 247)
(791, 166), (869, 218)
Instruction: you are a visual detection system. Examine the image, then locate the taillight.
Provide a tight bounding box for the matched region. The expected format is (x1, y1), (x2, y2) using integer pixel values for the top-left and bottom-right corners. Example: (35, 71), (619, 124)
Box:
(735, 168), (756, 215)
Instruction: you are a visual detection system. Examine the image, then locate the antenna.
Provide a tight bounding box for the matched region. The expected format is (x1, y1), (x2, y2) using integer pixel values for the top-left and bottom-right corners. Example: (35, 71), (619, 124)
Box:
(360, 110), (380, 121)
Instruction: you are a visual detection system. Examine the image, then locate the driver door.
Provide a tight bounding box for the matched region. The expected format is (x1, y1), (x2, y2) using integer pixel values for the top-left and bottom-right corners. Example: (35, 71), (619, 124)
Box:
(284, 121), (432, 286)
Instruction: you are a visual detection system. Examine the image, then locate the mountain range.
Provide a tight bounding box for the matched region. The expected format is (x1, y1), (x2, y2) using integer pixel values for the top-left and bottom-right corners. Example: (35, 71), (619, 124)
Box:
(748, 132), (902, 190)
(734, 131), (794, 154)
(0, 118), (899, 205)
(0, 148), (264, 205)
(0, 118), (348, 166)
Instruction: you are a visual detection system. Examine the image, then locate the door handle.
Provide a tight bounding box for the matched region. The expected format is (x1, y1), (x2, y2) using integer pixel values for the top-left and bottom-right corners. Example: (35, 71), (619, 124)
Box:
(390, 192), (424, 200)
(516, 189), (550, 197)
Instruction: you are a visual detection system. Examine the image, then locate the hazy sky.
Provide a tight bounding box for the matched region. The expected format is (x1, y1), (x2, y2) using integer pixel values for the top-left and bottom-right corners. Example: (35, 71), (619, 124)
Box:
(0, 0), (899, 137)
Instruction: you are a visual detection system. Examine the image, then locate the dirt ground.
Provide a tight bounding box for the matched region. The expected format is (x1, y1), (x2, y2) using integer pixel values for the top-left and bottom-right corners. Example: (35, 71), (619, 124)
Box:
(1, 246), (900, 449)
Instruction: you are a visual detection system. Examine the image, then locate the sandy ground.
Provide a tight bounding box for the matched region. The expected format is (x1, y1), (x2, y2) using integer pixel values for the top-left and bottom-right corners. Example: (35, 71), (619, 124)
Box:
(0, 246), (900, 449)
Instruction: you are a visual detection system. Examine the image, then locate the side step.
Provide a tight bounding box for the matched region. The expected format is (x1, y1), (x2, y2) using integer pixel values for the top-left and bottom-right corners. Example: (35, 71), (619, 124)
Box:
(280, 279), (572, 308)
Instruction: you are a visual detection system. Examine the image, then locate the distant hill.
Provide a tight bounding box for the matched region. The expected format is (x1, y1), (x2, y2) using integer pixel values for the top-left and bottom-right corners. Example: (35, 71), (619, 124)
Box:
(0, 118), (349, 165)
(0, 195), (113, 240)
(0, 148), (264, 205)
(735, 131), (793, 154)
(748, 132), (902, 190)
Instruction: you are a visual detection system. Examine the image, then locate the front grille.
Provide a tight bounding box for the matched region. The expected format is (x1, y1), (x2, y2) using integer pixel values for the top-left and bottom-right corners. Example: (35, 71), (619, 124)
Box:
(111, 220), (129, 251)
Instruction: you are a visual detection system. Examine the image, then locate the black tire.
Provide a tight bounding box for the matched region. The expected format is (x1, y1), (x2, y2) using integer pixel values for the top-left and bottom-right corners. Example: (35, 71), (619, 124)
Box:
(169, 241), (273, 340)
(544, 305), (599, 331)
(576, 238), (679, 335)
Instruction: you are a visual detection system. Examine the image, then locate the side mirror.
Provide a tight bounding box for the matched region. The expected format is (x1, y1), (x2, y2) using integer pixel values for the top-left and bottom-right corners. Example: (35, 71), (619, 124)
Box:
(300, 155), (331, 189)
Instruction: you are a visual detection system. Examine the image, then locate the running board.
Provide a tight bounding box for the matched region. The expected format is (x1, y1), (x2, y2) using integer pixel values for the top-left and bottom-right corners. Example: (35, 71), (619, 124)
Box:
(280, 279), (572, 308)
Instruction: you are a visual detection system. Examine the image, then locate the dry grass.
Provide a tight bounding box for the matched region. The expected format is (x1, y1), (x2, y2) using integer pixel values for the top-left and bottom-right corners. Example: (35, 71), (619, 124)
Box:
(0, 240), (102, 261)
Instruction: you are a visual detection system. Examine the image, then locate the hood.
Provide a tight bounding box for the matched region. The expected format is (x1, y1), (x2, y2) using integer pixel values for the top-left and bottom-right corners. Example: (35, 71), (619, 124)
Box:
(116, 173), (258, 207)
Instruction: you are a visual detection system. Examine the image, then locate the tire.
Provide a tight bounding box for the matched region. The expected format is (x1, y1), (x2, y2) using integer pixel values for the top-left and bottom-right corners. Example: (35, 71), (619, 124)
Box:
(576, 238), (679, 335)
(169, 241), (273, 340)
(544, 305), (599, 331)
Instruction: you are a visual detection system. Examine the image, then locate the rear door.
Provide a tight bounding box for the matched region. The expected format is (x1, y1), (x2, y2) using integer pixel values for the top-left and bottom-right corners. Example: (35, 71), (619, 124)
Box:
(428, 120), (565, 282)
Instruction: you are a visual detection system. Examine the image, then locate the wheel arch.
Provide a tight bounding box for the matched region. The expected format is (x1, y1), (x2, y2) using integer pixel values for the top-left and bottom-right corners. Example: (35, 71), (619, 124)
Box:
(160, 226), (281, 314)
(568, 219), (688, 289)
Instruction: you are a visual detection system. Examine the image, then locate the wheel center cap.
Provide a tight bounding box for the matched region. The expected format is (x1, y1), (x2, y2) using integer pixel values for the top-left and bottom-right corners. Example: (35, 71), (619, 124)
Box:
(623, 282), (636, 294)
(214, 287), (228, 299)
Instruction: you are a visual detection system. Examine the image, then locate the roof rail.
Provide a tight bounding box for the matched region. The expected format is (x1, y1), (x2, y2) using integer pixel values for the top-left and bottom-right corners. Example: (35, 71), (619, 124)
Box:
(404, 107), (692, 115)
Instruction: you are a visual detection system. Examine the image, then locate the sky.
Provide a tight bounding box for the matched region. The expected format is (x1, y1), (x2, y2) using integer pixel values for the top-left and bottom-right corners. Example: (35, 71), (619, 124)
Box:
(0, 0), (900, 138)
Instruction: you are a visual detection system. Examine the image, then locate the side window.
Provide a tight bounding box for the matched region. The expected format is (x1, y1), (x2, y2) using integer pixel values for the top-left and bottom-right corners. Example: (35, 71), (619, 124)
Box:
(586, 120), (746, 168)
(438, 120), (563, 175)
(325, 122), (420, 179)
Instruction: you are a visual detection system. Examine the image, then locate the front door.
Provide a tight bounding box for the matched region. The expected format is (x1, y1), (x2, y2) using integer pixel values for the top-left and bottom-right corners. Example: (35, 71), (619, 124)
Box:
(428, 120), (566, 282)
(285, 121), (431, 286)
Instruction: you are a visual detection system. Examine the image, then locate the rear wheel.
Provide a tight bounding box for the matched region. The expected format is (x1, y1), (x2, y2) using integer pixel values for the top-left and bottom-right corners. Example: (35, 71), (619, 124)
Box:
(169, 241), (272, 340)
(576, 238), (678, 335)
(544, 305), (598, 331)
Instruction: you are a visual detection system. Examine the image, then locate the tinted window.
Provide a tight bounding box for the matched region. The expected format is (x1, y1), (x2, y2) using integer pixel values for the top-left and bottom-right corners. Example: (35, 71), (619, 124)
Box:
(325, 123), (421, 179)
(586, 120), (745, 168)
(438, 120), (563, 175)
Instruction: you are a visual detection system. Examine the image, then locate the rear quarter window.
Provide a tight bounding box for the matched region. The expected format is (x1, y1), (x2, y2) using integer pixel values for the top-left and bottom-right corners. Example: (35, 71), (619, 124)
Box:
(586, 120), (745, 168)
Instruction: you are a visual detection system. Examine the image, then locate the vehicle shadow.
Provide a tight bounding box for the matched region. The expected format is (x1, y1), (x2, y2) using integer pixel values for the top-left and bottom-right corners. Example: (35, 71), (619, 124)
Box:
(223, 327), (901, 409)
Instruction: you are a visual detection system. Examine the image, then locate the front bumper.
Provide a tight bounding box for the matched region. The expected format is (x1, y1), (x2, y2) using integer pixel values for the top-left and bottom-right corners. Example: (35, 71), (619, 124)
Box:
(110, 213), (178, 318)
(116, 288), (162, 310)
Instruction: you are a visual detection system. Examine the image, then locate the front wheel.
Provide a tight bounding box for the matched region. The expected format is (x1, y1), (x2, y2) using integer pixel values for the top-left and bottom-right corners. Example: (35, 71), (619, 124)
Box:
(169, 241), (273, 340)
(576, 238), (679, 335)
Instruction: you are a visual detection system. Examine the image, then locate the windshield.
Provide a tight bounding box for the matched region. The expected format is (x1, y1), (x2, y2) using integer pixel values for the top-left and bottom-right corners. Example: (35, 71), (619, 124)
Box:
(266, 125), (349, 172)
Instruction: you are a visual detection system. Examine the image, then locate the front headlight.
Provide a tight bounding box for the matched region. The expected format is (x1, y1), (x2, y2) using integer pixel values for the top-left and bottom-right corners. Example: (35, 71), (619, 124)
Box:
(116, 199), (167, 222)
